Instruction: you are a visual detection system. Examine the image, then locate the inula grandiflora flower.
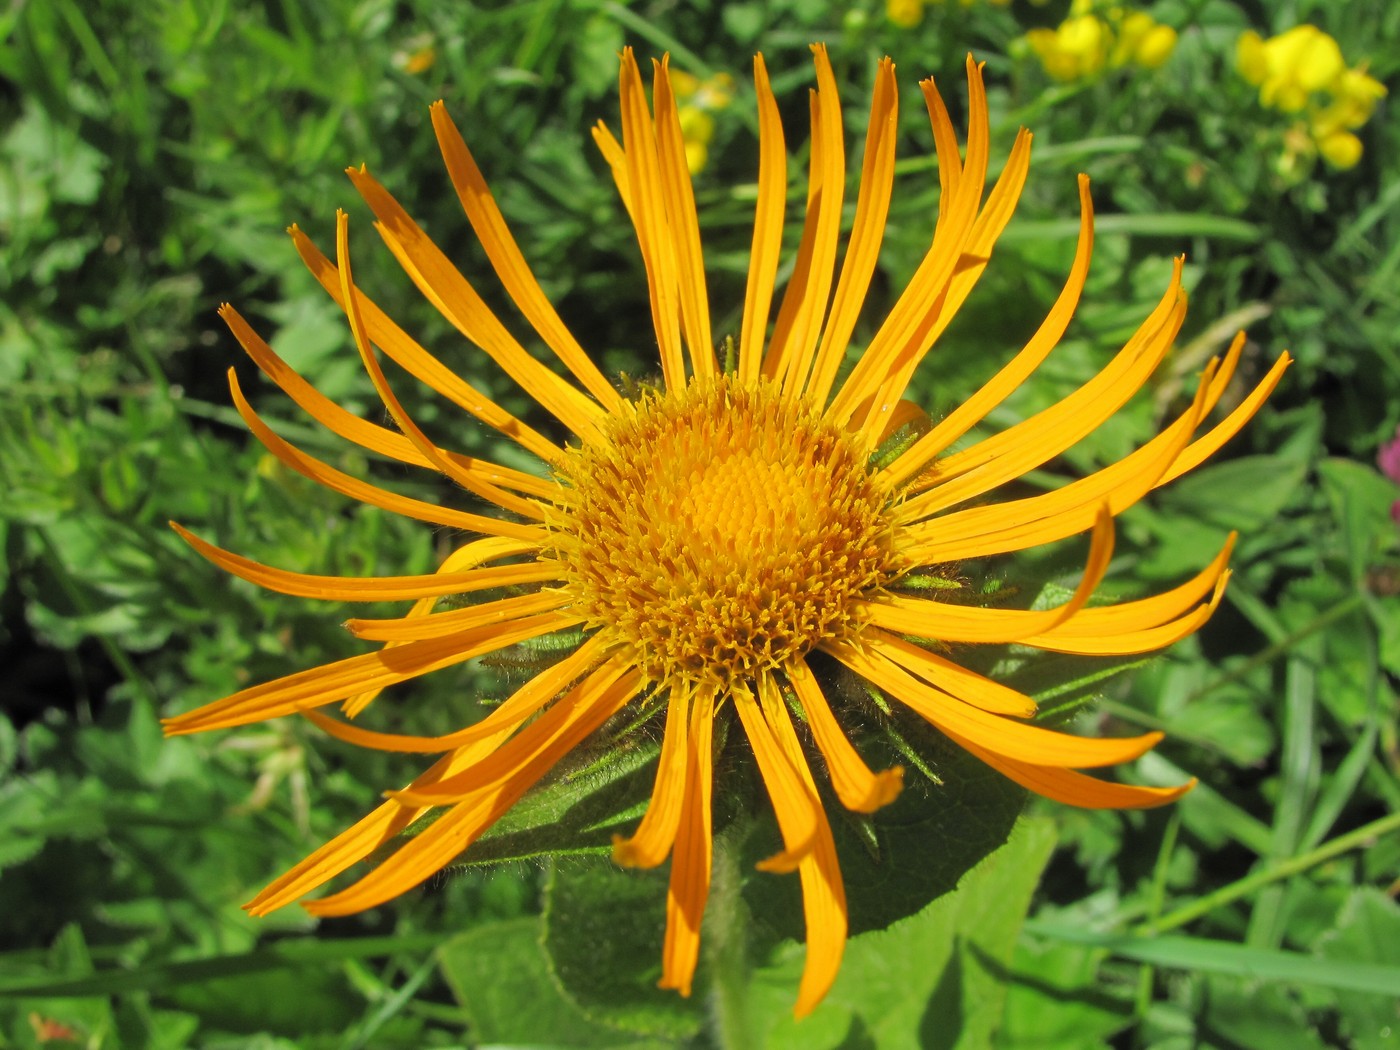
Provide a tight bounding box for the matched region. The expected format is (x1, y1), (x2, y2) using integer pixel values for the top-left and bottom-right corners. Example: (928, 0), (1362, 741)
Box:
(167, 47), (1289, 1016)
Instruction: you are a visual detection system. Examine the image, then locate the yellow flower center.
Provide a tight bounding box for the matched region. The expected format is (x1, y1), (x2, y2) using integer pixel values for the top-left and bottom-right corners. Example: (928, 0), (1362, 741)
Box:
(553, 375), (897, 688)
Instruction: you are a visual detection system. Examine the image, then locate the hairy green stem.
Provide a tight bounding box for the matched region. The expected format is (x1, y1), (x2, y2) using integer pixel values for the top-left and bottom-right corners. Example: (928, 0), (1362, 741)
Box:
(705, 820), (754, 1050)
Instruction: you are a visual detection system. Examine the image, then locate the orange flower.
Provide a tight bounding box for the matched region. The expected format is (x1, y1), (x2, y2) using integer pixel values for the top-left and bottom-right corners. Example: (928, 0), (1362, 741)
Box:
(166, 47), (1289, 1017)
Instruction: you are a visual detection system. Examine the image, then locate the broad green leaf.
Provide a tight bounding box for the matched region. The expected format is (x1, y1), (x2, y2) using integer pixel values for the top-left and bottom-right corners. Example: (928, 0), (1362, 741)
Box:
(748, 816), (1059, 1049)
(438, 916), (658, 1048)
(542, 859), (703, 1040)
(998, 940), (1132, 1050)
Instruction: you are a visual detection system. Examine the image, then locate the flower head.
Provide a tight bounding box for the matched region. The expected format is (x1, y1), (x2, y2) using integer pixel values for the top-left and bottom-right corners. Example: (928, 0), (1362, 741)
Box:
(166, 47), (1288, 1016)
(1236, 25), (1385, 172)
(1024, 4), (1177, 81)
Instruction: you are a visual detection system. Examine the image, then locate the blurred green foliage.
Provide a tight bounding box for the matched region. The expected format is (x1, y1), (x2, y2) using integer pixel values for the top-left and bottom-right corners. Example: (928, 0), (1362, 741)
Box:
(2, 0), (1398, 1046)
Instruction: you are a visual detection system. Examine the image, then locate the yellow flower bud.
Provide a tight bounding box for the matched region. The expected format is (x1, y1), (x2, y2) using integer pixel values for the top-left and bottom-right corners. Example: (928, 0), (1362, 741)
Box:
(1135, 25), (1177, 68)
(887, 0), (923, 27)
(1316, 127), (1363, 168)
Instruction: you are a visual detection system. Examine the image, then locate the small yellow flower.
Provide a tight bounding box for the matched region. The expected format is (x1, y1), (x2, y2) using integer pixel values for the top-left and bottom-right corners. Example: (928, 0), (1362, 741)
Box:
(1237, 26), (1384, 171)
(1026, 5), (1175, 81)
(1027, 15), (1109, 81)
(1122, 14), (1177, 70)
(1135, 25), (1178, 68)
(168, 48), (1288, 1017)
(1240, 25), (1345, 111)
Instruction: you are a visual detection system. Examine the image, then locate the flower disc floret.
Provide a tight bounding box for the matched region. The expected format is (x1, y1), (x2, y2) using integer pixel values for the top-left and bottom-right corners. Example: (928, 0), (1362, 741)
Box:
(555, 375), (896, 687)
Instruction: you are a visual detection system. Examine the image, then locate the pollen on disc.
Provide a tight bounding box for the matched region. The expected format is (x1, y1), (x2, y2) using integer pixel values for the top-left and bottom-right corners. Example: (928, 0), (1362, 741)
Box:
(552, 375), (898, 689)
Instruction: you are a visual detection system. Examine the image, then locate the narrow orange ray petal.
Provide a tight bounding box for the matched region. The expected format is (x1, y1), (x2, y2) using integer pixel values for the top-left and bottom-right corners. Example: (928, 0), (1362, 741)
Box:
(289, 226), (564, 467)
(760, 675), (847, 1019)
(860, 507), (1114, 643)
(907, 54), (990, 273)
(896, 358), (1218, 562)
(346, 589), (571, 642)
(385, 657), (638, 805)
(171, 522), (552, 601)
(732, 680), (819, 873)
(806, 56), (899, 407)
(904, 257), (1187, 507)
(618, 47), (685, 391)
(246, 793), (428, 916)
(787, 657), (903, 813)
(305, 662), (643, 916)
(336, 210), (543, 518)
(430, 102), (623, 409)
(614, 685), (691, 868)
(959, 54), (992, 208)
(653, 56), (715, 380)
(855, 125), (1032, 439)
(865, 629), (1038, 717)
(219, 303), (555, 501)
(882, 174), (1095, 489)
(302, 634), (613, 754)
(162, 610), (579, 736)
(227, 368), (544, 541)
(1040, 535), (1234, 636)
(345, 166), (606, 441)
(958, 735), (1196, 809)
(773, 44), (845, 397)
(340, 535), (542, 717)
(738, 53), (787, 386)
(1023, 573), (1229, 655)
(761, 112), (825, 390)
(1159, 350), (1293, 485)
(825, 639), (1164, 769)
(828, 61), (987, 424)
(248, 713), (530, 915)
(658, 683), (716, 997)
(924, 73), (963, 209)
(327, 656), (638, 857)
(898, 336), (1232, 532)
(591, 121), (633, 218)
